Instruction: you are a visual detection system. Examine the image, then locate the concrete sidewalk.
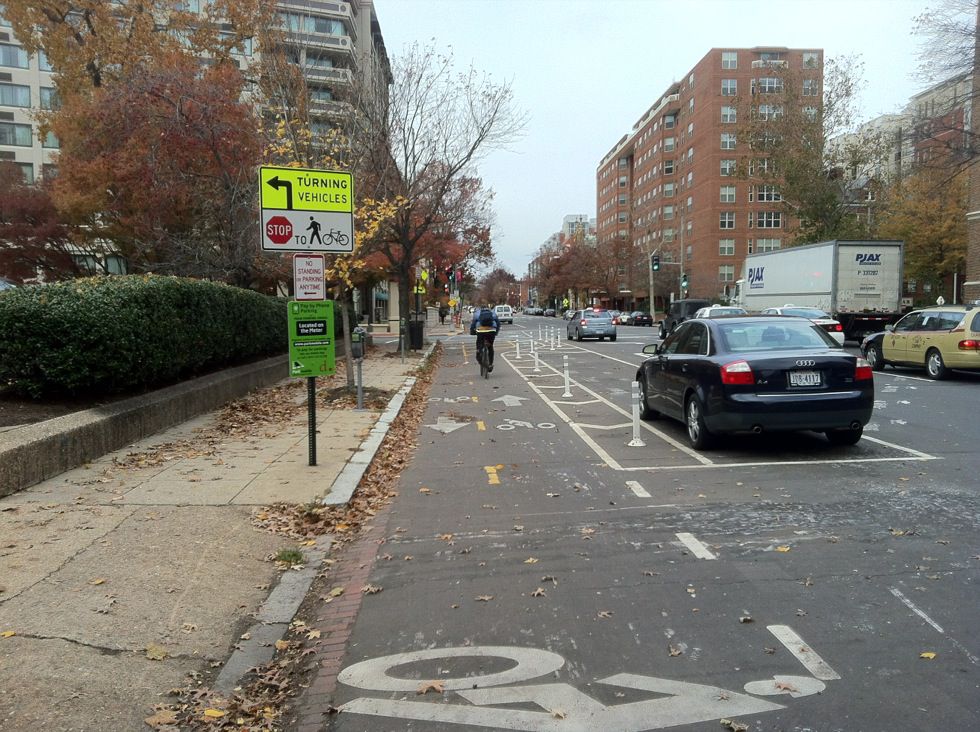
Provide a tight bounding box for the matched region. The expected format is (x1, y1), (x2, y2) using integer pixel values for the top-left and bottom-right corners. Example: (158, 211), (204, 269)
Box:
(0, 338), (434, 731)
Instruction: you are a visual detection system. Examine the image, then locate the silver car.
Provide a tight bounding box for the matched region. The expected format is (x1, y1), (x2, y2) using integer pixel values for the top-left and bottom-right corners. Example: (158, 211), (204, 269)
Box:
(566, 309), (617, 341)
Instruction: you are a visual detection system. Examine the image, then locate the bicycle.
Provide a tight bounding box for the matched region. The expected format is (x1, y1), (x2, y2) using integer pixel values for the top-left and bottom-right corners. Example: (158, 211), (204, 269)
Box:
(475, 326), (495, 379)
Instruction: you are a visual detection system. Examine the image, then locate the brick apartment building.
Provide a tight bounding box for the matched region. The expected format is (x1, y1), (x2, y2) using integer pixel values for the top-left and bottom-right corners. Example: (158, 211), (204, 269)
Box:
(597, 47), (823, 305)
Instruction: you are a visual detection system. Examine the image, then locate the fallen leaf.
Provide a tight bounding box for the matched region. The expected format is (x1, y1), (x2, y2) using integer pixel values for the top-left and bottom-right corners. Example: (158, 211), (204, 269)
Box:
(307, 629), (321, 640)
(800, 576), (814, 587)
(380, 553), (393, 561)
(203, 708), (226, 718)
(551, 708), (567, 719)
(775, 546), (791, 553)
(920, 651), (937, 660)
(720, 718), (749, 732)
(145, 643), (167, 661)
(764, 647), (776, 655)
(775, 681), (798, 692)
(438, 533), (454, 542)
(240, 632), (251, 641)
(419, 487), (432, 494)
(541, 575), (558, 585)
(403, 555), (414, 561)
(597, 610), (613, 619)
(686, 587), (696, 594)
(531, 587), (547, 597)
(328, 586), (345, 597)
(739, 616), (753, 623)
(796, 608), (808, 617)
(524, 557), (539, 564)
(643, 570), (659, 576)
(362, 584), (383, 595)
(88, 577), (106, 585)
(513, 525), (524, 532)
(889, 528), (906, 537)
(475, 595), (494, 602)
(668, 644), (683, 657)
(144, 709), (178, 728)
(546, 492), (560, 497)
(417, 680), (445, 695)
(302, 539), (317, 546)
(181, 623), (197, 633)
(275, 639), (290, 650)
(1, 631), (15, 638)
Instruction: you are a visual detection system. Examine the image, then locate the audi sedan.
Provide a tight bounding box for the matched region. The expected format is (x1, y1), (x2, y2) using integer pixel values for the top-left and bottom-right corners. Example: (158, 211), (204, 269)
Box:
(635, 316), (873, 450)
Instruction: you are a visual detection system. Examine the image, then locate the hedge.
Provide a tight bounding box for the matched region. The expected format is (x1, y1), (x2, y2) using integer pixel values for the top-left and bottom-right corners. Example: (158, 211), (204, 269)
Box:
(0, 275), (287, 398)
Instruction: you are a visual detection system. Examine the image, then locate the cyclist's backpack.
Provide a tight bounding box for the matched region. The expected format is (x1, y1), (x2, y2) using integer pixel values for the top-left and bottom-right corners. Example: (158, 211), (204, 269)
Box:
(478, 308), (495, 327)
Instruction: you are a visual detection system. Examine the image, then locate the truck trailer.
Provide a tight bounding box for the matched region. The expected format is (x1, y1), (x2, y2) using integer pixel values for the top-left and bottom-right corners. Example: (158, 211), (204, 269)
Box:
(733, 240), (905, 341)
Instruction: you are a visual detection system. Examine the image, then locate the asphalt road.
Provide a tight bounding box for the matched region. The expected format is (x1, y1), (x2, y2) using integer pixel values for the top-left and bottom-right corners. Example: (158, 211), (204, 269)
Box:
(329, 314), (979, 731)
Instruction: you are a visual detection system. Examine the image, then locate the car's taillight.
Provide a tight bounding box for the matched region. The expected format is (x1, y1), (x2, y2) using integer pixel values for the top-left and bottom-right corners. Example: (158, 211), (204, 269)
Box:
(959, 339), (980, 350)
(720, 359), (754, 385)
(855, 357), (873, 380)
(822, 323), (843, 332)
(580, 319), (587, 326)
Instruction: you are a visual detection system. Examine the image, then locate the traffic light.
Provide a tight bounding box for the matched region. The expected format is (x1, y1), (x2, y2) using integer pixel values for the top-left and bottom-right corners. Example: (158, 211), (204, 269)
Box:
(651, 254), (661, 272)
(681, 273), (689, 288)
(445, 266), (454, 284)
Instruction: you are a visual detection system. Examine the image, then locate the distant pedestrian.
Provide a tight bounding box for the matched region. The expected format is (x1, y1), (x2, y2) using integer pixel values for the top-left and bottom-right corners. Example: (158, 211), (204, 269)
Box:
(439, 304), (449, 325)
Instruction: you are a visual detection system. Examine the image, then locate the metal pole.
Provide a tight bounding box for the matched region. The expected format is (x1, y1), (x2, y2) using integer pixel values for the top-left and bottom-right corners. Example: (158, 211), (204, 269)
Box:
(307, 376), (318, 464)
(356, 358), (364, 410)
(562, 355), (572, 398)
(400, 317), (405, 364)
(628, 380), (646, 447)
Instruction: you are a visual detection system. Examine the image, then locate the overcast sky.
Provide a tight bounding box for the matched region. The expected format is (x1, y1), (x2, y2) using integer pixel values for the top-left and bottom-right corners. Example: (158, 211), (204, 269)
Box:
(374, 0), (933, 276)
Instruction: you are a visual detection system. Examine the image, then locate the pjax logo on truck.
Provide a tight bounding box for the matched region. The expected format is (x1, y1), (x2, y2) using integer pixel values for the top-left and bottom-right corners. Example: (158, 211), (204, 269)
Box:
(747, 266), (765, 289)
(855, 253), (881, 265)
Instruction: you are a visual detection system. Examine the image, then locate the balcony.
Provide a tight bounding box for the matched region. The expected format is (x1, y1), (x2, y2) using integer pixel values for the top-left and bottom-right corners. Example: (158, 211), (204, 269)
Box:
(752, 59), (788, 68)
(283, 30), (354, 57)
(310, 98), (353, 118)
(279, 0), (356, 38)
(303, 65), (353, 85)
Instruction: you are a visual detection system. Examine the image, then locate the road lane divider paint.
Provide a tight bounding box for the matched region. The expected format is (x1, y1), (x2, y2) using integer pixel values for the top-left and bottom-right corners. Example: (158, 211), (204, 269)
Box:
(890, 587), (979, 664)
(767, 625), (841, 680)
(484, 465), (501, 485)
(675, 532), (717, 560)
(626, 480), (650, 498)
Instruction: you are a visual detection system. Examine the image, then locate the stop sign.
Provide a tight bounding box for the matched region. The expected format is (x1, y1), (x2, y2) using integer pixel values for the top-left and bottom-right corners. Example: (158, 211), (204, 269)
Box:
(266, 216), (293, 245)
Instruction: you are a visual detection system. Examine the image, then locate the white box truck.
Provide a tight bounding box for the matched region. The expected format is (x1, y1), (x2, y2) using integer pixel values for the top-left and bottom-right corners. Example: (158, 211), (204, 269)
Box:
(733, 240), (905, 341)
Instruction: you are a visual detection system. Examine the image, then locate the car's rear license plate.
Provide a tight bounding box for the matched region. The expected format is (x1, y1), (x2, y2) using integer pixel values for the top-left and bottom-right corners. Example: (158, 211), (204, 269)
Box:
(789, 370), (821, 387)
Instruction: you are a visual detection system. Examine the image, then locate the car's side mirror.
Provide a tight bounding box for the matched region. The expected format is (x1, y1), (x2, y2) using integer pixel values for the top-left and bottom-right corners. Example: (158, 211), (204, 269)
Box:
(884, 324), (894, 332)
(642, 343), (659, 355)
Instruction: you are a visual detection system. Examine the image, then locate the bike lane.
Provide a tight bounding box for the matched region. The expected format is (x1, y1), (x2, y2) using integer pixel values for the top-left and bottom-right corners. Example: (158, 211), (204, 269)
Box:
(319, 337), (979, 731)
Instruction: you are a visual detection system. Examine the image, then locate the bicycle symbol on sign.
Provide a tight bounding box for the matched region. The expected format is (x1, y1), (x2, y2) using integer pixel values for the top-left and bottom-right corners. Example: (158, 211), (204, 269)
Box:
(323, 228), (350, 247)
(337, 641), (836, 731)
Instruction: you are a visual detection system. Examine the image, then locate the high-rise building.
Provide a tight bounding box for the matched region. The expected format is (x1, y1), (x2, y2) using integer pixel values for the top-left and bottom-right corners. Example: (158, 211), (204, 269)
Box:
(597, 47), (823, 303)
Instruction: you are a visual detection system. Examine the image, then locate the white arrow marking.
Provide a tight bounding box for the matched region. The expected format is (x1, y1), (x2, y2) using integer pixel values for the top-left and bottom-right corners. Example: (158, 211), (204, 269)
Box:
(493, 395), (529, 407)
(425, 416), (469, 434)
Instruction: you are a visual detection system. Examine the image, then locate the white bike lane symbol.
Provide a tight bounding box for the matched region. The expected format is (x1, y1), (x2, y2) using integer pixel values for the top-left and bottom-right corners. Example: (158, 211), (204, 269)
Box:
(337, 645), (833, 731)
(497, 419), (556, 430)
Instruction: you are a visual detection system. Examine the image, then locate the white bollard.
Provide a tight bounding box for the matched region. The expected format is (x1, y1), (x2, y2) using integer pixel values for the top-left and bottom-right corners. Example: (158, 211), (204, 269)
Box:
(549, 326), (555, 351)
(533, 343), (542, 372)
(514, 337), (522, 360)
(562, 355), (573, 398)
(556, 325), (562, 349)
(538, 324), (542, 341)
(628, 380), (647, 447)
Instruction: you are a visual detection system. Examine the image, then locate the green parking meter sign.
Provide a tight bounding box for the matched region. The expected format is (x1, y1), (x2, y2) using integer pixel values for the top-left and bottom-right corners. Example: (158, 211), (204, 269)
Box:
(288, 300), (335, 377)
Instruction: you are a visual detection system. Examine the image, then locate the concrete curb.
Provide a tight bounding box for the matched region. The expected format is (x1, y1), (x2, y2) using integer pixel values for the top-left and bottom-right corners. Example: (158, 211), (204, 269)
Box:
(0, 355), (288, 498)
(321, 341), (436, 507)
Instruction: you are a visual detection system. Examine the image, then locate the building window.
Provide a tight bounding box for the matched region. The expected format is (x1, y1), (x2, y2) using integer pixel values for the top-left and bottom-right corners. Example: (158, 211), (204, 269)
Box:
(907, 279), (916, 292)
(687, 121), (694, 135)
(803, 106), (817, 122)
(754, 77), (783, 94)
(687, 172), (693, 185)
(38, 50), (53, 72)
(689, 97), (694, 111)
(618, 193), (627, 205)
(756, 212), (782, 229)
(721, 105), (737, 124)
(803, 79), (819, 96)
(619, 175), (627, 187)
(663, 205), (674, 220)
(0, 5), (10, 26)
(306, 53), (334, 69)
(42, 131), (59, 149)
(280, 12), (346, 35)
(14, 162), (33, 184)
(721, 133), (736, 150)
(664, 114), (676, 129)
(721, 79), (737, 96)
(803, 51), (819, 68)
(664, 182), (675, 197)
(0, 43), (29, 69)
(664, 159), (674, 174)
(755, 104), (784, 120)
(39, 87), (60, 110)
(720, 185), (736, 203)
(0, 122), (32, 146)
(722, 51), (738, 69)
(42, 163), (58, 180)
(664, 137), (675, 152)
(0, 83), (30, 107)
(757, 238), (781, 252)
(618, 213), (627, 223)
(750, 158), (776, 176)
(73, 254), (99, 273)
(755, 184), (781, 202)
(309, 87), (333, 103)
(663, 228), (675, 242)
(719, 212), (735, 229)
(719, 264), (735, 282)
(720, 159), (736, 176)
(719, 239), (735, 256)
(105, 255), (128, 275)
(923, 282), (933, 293)
(687, 147), (693, 160)
(618, 157), (628, 169)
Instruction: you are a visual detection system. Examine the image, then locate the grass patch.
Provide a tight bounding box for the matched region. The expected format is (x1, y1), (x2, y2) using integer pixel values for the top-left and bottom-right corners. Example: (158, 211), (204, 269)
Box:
(275, 548), (305, 565)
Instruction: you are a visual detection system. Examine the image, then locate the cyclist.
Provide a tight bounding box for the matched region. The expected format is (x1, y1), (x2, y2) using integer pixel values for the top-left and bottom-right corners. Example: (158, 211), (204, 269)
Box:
(469, 303), (500, 372)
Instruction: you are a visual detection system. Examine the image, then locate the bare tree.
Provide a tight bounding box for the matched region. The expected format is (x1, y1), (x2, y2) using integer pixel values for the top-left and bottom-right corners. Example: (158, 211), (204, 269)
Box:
(358, 42), (528, 329)
(914, 0), (978, 83)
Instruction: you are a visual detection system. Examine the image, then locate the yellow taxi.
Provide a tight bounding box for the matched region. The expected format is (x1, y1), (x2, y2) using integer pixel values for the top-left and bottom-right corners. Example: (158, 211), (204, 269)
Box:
(861, 304), (980, 379)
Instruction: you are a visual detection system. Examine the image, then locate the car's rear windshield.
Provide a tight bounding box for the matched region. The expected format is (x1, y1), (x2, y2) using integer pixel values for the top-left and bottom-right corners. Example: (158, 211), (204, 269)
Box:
(782, 308), (830, 319)
(584, 311), (610, 319)
(717, 321), (838, 352)
(710, 308), (745, 316)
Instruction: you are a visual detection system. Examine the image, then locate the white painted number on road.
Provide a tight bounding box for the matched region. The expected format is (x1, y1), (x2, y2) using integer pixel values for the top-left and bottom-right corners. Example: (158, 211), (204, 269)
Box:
(338, 644), (837, 731)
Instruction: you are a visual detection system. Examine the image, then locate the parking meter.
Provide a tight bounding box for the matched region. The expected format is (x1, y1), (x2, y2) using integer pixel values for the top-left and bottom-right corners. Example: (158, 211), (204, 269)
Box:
(351, 326), (366, 360)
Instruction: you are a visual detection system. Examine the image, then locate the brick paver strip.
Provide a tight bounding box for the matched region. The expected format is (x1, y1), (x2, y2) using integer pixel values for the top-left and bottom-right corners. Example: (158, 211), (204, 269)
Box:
(288, 504), (392, 727)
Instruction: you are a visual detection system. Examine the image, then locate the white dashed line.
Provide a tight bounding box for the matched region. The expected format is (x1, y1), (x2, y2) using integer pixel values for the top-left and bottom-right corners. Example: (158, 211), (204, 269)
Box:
(767, 625), (841, 680)
(626, 480), (650, 498)
(675, 532), (716, 560)
(889, 588), (979, 664)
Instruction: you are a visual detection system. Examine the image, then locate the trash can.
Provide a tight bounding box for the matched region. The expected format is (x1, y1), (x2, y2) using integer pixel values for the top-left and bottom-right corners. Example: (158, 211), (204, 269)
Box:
(408, 321), (424, 350)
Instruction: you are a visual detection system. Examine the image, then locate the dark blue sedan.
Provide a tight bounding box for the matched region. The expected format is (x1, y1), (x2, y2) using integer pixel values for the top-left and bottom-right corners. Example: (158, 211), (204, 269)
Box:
(635, 316), (874, 449)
